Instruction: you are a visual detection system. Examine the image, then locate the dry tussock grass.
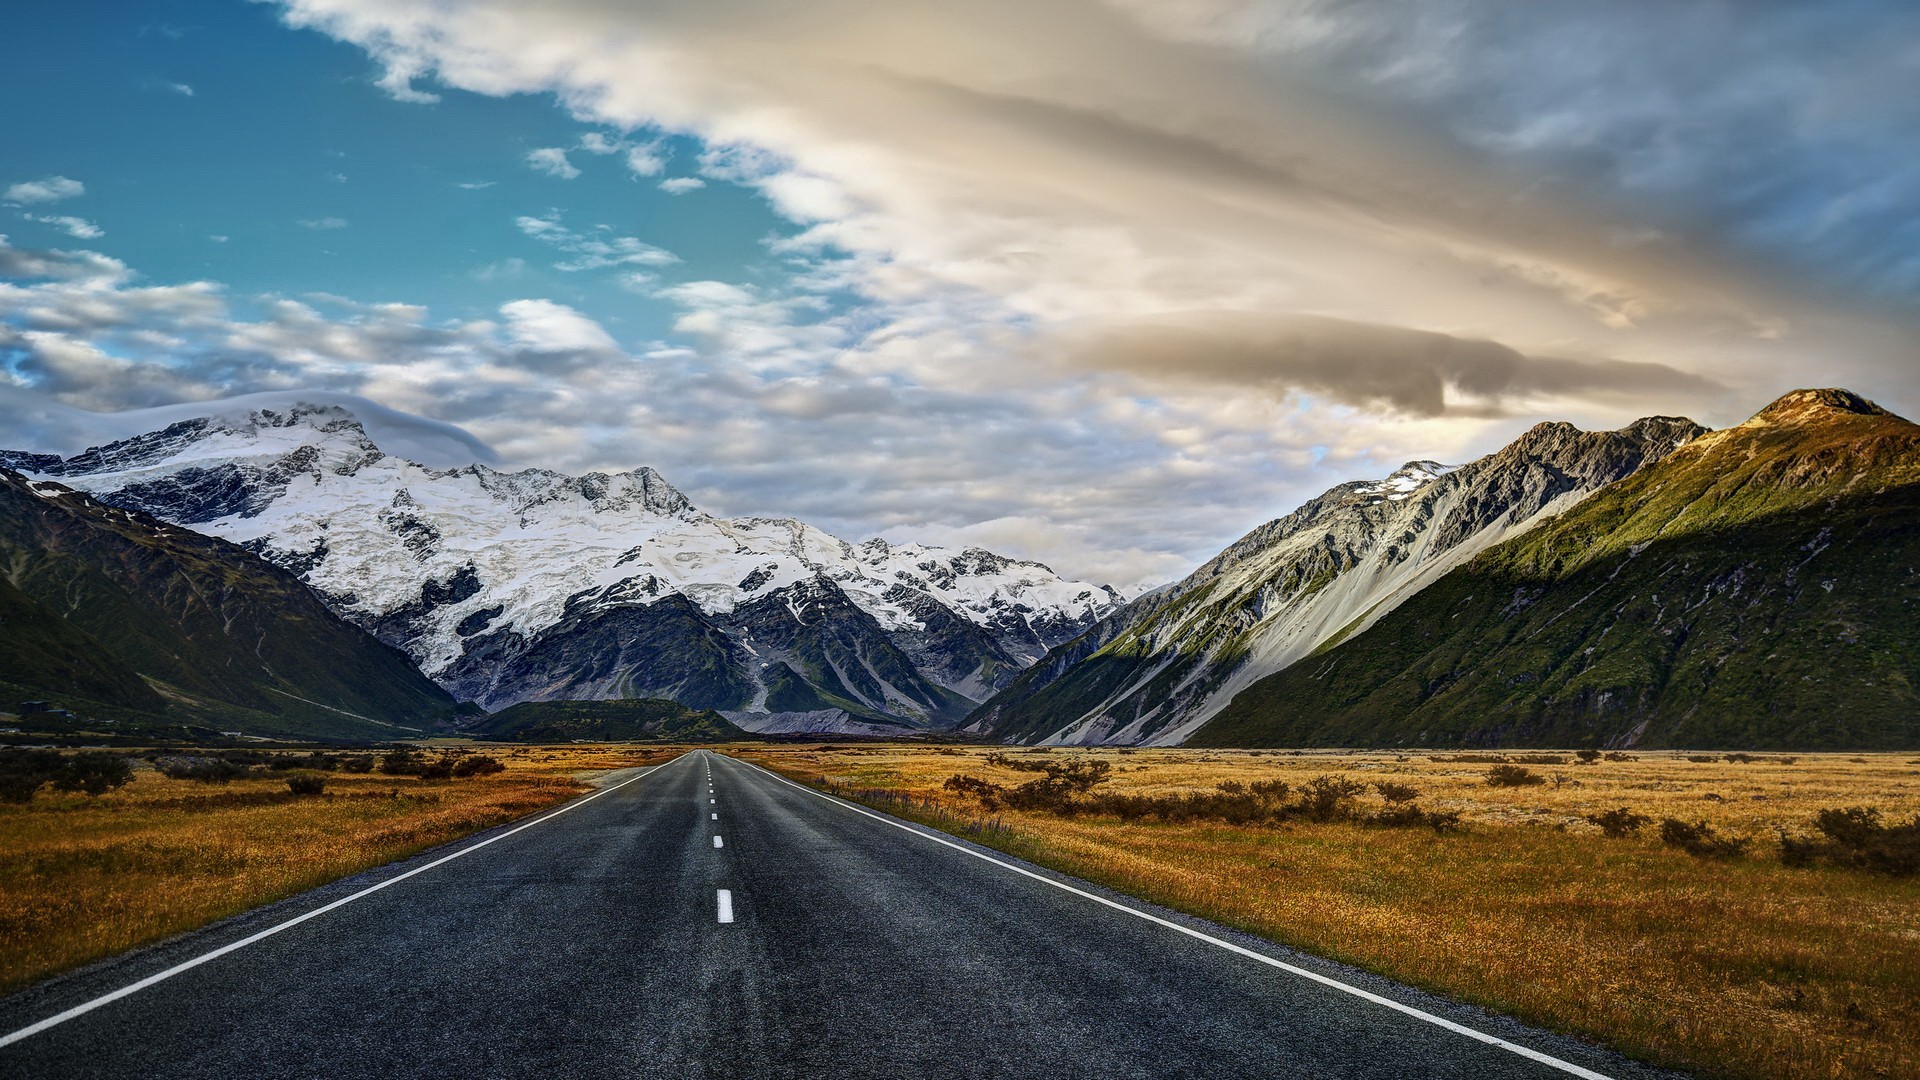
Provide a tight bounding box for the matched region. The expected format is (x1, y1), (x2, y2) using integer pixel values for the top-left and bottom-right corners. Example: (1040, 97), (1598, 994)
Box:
(0, 745), (668, 994)
(737, 745), (1920, 1080)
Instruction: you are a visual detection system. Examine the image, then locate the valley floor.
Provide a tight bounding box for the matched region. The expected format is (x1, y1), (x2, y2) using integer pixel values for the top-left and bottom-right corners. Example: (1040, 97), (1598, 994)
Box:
(738, 745), (1920, 1080)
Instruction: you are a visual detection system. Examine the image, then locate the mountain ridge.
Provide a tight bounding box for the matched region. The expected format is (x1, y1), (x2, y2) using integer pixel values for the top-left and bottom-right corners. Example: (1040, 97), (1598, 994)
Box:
(968, 412), (1707, 745)
(1189, 388), (1920, 750)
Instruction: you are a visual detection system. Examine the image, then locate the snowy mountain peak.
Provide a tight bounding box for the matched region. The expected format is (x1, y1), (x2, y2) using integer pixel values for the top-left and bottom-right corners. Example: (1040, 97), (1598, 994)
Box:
(6, 400), (1123, 729)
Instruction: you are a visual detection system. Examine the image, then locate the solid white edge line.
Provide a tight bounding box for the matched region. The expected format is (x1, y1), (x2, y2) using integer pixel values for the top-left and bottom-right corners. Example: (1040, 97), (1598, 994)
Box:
(0, 754), (689, 1050)
(738, 758), (1616, 1080)
(716, 889), (734, 924)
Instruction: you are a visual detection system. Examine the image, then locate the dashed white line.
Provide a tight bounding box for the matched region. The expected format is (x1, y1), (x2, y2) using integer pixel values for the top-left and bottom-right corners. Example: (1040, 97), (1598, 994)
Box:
(714, 835), (724, 849)
(711, 813), (718, 820)
(716, 889), (735, 924)
(742, 760), (1616, 1080)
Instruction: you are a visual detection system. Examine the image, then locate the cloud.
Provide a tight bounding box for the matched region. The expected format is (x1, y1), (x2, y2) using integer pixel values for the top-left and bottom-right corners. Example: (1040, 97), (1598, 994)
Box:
(3, 177), (84, 205)
(23, 215), (103, 240)
(499, 298), (622, 353)
(1063, 312), (1721, 416)
(297, 217), (348, 230)
(457, 180), (497, 190)
(515, 212), (679, 271)
(525, 147), (580, 179)
(658, 176), (705, 194)
(168, 82), (194, 97)
(0, 387), (498, 469)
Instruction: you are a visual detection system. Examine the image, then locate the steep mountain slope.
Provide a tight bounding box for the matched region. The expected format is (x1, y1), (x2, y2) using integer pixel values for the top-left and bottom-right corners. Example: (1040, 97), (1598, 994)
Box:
(0, 468), (456, 738)
(1191, 390), (1920, 750)
(7, 403), (1122, 731)
(970, 416), (1705, 745)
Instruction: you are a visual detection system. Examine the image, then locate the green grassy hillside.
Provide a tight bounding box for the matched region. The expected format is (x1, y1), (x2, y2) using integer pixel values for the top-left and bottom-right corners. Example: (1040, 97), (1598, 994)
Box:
(0, 469), (458, 739)
(1191, 390), (1920, 750)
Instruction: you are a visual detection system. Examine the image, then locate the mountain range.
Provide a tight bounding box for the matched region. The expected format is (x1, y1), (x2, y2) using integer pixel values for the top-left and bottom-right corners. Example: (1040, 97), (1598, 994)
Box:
(6, 388), (1914, 750)
(4, 403), (1123, 736)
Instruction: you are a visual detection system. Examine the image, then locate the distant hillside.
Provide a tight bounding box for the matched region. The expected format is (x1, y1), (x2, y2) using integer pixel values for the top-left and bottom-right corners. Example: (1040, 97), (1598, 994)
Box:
(0, 467), (457, 739)
(968, 415), (1704, 745)
(473, 698), (749, 743)
(1190, 390), (1920, 751)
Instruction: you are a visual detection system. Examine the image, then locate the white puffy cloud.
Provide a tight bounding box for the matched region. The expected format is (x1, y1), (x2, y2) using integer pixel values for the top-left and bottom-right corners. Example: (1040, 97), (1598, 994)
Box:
(3, 176), (84, 205)
(524, 147), (580, 179)
(297, 216), (348, 230)
(499, 298), (622, 354)
(658, 177), (705, 194)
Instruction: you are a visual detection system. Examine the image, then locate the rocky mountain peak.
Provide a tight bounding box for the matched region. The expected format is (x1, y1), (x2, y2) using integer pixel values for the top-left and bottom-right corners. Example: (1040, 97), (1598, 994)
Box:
(1743, 388), (1893, 427)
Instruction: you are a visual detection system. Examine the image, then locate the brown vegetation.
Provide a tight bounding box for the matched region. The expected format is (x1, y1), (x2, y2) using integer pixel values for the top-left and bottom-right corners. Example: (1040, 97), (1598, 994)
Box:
(734, 745), (1920, 1080)
(0, 744), (668, 994)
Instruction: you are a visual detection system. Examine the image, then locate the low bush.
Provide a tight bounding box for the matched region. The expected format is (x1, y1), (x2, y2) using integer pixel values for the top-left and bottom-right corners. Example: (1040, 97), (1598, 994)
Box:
(1588, 807), (1652, 838)
(1779, 807), (1920, 876)
(451, 754), (505, 778)
(286, 774), (327, 796)
(378, 749), (427, 776)
(1373, 781), (1421, 804)
(1575, 749), (1602, 764)
(338, 756), (375, 774)
(0, 750), (135, 801)
(1659, 818), (1751, 859)
(1486, 764), (1546, 788)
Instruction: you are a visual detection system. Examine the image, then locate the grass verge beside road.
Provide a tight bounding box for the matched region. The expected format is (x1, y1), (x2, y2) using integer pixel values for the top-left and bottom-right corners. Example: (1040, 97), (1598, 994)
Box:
(734, 745), (1920, 1080)
(0, 745), (671, 995)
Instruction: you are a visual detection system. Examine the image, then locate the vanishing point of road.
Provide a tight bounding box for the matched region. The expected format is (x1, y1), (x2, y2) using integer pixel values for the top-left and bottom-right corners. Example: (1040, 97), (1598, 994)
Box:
(0, 751), (1677, 1079)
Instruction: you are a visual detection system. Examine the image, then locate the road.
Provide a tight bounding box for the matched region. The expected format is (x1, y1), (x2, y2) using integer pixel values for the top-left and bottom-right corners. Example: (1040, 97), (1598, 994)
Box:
(0, 750), (1675, 1078)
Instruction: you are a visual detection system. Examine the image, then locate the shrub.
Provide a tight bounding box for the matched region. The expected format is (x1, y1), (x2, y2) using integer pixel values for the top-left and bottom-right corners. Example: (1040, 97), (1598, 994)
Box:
(1587, 807), (1651, 838)
(1575, 749), (1602, 764)
(416, 757), (455, 781)
(1509, 754), (1569, 766)
(1373, 781), (1420, 804)
(0, 749), (64, 803)
(1659, 818), (1751, 859)
(1686, 755), (1718, 764)
(378, 749), (427, 776)
(50, 752), (133, 796)
(338, 756), (374, 774)
(1779, 807), (1920, 876)
(286, 774), (327, 796)
(1297, 775), (1368, 821)
(271, 753), (339, 772)
(1486, 764), (1546, 788)
(1724, 753), (1759, 764)
(1605, 751), (1635, 762)
(451, 754), (505, 778)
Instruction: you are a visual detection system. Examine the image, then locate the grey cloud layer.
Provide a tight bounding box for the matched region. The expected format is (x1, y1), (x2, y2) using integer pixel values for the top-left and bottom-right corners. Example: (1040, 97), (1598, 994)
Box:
(5, 1), (1917, 585)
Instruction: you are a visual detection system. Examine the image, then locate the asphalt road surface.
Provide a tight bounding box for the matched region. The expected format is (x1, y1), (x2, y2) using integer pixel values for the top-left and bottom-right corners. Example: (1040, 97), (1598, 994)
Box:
(0, 750), (1678, 1079)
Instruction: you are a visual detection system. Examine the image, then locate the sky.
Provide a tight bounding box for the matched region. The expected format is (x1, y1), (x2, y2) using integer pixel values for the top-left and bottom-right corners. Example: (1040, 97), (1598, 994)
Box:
(2, 0), (1917, 588)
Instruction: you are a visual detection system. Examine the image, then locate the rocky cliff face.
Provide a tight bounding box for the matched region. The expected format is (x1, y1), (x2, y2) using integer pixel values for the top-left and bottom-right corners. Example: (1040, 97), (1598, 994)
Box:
(9, 402), (1123, 731)
(1190, 389), (1920, 750)
(969, 415), (1706, 745)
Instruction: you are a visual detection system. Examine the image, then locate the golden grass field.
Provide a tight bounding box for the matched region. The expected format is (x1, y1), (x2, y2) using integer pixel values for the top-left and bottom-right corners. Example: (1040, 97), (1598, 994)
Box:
(0, 745), (668, 995)
(733, 745), (1920, 1080)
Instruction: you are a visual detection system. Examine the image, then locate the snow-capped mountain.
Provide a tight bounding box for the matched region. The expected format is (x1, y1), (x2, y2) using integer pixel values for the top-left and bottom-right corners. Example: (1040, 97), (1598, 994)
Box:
(968, 415), (1707, 746)
(4, 403), (1123, 732)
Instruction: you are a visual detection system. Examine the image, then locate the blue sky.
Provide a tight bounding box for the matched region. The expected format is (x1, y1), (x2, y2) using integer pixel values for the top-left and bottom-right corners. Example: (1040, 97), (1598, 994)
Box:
(2, 0), (1916, 586)
(1, 0), (794, 335)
